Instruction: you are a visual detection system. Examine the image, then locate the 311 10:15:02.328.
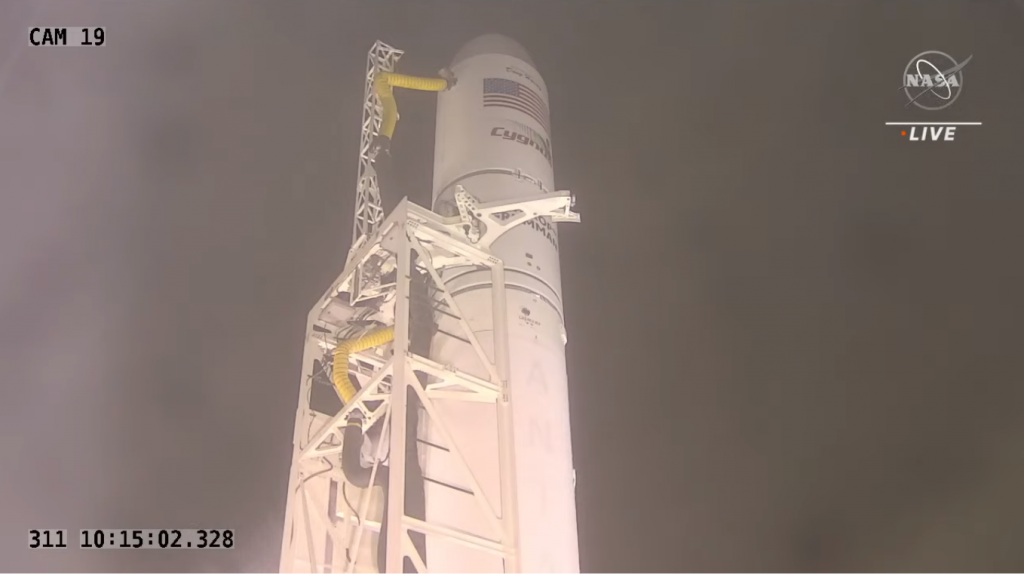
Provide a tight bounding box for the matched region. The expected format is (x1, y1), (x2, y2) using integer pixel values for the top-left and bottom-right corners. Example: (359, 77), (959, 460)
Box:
(79, 529), (234, 549)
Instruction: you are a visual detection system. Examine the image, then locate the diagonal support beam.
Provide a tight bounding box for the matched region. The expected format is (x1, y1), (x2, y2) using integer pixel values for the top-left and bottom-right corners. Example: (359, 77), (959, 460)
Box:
(408, 373), (504, 539)
(408, 233), (502, 384)
(300, 357), (393, 459)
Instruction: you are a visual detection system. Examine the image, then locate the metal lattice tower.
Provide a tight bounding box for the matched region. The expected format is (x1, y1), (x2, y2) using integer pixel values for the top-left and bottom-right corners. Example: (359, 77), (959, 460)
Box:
(279, 40), (579, 574)
(279, 192), (575, 573)
(350, 41), (403, 260)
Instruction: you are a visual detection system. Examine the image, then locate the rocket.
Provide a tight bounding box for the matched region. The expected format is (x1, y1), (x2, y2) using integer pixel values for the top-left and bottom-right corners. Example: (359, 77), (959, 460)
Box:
(421, 34), (580, 573)
(278, 33), (579, 574)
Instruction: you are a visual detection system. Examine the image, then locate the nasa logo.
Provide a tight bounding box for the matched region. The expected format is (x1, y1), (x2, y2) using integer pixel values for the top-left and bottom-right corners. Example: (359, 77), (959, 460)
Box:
(888, 51), (979, 143)
(902, 51), (971, 111)
(490, 126), (552, 164)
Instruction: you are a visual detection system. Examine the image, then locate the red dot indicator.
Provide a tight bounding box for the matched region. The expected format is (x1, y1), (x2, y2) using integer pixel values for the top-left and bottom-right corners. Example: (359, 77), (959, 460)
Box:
(901, 130), (907, 136)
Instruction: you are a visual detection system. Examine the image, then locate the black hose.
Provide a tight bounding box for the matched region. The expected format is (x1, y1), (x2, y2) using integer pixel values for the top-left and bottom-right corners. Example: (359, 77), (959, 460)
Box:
(341, 422), (383, 490)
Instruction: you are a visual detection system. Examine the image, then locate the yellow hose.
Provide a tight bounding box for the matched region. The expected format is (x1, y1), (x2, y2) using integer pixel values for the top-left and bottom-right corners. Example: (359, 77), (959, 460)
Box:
(332, 326), (395, 403)
(374, 72), (450, 142)
(381, 73), (448, 92)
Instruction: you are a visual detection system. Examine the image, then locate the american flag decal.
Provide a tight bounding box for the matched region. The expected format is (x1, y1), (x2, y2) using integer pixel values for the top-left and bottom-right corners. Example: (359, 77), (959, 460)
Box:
(483, 78), (550, 133)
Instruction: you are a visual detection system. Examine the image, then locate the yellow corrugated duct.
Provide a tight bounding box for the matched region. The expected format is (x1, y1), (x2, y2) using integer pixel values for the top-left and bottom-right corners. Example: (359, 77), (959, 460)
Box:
(332, 326), (395, 403)
(381, 72), (448, 92)
(374, 72), (450, 143)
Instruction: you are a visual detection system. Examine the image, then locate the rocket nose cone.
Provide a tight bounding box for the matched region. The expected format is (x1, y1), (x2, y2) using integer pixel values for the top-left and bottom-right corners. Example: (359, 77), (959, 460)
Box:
(451, 34), (535, 68)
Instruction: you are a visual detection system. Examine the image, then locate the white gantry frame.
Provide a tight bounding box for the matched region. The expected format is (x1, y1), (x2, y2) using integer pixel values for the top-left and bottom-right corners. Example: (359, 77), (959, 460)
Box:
(350, 41), (404, 259)
(280, 39), (578, 574)
(279, 192), (578, 574)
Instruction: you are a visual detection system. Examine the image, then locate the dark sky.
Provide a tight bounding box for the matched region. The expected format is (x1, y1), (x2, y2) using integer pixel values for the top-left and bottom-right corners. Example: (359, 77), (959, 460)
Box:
(3, 0), (1024, 572)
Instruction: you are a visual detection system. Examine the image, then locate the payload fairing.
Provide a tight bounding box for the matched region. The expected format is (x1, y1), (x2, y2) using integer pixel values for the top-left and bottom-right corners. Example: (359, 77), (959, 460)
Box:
(279, 34), (579, 573)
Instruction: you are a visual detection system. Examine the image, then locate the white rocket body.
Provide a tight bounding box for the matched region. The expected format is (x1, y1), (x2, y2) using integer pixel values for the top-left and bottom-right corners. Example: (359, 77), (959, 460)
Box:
(421, 34), (580, 572)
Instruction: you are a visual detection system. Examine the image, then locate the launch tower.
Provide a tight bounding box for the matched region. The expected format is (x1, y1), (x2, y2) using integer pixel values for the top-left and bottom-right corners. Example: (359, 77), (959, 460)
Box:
(279, 35), (579, 573)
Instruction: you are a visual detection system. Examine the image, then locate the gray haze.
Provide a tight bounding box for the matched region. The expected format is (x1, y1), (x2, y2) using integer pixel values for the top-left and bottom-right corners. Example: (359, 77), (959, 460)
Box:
(2, 0), (1024, 571)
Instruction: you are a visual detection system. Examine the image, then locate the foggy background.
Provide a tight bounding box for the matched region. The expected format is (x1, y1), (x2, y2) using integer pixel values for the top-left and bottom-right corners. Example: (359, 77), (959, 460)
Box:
(2, 0), (1024, 571)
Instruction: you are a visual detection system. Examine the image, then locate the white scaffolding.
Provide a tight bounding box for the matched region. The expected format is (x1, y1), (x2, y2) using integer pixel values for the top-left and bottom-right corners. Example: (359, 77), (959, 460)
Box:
(280, 197), (571, 573)
(278, 41), (578, 574)
(350, 41), (403, 256)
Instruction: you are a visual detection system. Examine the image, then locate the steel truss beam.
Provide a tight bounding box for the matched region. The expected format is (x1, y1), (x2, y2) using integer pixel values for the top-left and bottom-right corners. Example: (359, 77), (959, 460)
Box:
(281, 196), (575, 573)
(350, 41), (403, 260)
(282, 38), (580, 574)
